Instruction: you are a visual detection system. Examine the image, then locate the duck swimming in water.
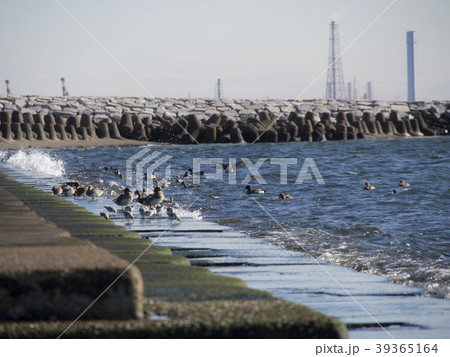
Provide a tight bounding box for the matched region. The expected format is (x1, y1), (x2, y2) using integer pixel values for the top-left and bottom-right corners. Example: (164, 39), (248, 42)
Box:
(399, 180), (410, 187)
(364, 182), (375, 190)
(180, 180), (201, 189)
(279, 193), (292, 200)
(246, 185), (267, 194)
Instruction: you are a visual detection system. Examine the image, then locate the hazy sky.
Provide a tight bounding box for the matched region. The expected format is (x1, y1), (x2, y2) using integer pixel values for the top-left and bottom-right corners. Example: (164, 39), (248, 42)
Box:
(1, 0), (449, 101)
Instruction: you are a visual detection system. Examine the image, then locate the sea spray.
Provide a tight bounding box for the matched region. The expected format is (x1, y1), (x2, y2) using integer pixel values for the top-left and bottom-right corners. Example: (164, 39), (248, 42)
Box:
(6, 150), (65, 177)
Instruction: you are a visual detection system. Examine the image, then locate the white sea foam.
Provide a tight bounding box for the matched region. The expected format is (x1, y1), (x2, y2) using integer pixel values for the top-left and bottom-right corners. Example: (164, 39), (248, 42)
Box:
(0, 151), (8, 161)
(6, 150), (65, 177)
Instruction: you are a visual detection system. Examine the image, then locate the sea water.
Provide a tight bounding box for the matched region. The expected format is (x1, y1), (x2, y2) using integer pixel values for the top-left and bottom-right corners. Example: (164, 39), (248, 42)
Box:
(2, 136), (449, 299)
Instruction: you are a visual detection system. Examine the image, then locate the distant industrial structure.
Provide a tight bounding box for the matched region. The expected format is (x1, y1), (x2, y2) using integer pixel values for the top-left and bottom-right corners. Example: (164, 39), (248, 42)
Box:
(407, 31), (416, 102)
(215, 78), (223, 99)
(365, 81), (373, 101)
(325, 21), (346, 100)
(61, 77), (69, 96)
(5, 80), (11, 96)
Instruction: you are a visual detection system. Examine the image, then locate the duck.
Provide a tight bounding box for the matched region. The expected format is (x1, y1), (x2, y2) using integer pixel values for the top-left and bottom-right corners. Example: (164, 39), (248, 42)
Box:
(74, 186), (89, 199)
(87, 186), (103, 200)
(134, 190), (146, 204)
(64, 181), (81, 189)
(279, 193), (292, 200)
(180, 180), (201, 189)
(210, 195), (219, 199)
(364, 182), (375, 190)
(399, 180), (410, 187)
(143, 186), (165, 207)
(51, 186), (63, 195)
(392, 189), (397, 194)
(115, 188), (134, 208)
(62, 184), (76, 196)
(176, 175), (184, 184)
(246, 185), (266, 194)
(184, 168), (205, 178)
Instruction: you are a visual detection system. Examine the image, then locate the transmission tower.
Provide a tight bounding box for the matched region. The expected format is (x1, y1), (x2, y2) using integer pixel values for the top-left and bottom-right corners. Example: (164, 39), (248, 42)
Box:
(325, 21), (346, 100)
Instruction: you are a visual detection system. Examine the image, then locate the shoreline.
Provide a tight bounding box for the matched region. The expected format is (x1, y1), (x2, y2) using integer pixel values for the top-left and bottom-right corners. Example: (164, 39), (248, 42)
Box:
(0, 137), (150, 151)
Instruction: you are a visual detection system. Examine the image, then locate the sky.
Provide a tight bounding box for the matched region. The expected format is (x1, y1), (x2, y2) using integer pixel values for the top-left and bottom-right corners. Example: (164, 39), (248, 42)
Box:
(1, 0), (449, 101)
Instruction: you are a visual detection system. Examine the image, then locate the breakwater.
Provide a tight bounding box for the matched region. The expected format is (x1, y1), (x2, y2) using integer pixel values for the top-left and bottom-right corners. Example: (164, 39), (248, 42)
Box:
(0, 96), (448, 146)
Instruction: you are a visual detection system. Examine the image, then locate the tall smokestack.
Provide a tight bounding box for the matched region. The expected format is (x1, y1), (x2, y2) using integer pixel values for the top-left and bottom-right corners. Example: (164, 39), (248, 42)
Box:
(407, 31), (416, 102)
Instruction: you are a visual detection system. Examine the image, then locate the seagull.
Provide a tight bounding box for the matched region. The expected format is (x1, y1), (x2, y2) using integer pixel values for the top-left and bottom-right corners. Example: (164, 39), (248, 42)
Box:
(139, 204), (156, 218)
(245, 185), (266, 194)
(167, 207), (181, 222)
(104, 206), (117, 214)
(124, 210), (135, 221)
(115, 188), (134, 208)
(217, 160), (245, 173)
(143, 186), (165, 207)
(124, 205), (134, 213)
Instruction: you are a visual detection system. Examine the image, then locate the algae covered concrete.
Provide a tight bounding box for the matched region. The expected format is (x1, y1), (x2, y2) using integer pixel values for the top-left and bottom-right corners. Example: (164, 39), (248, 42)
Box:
(0, 175), (144, 321)
(0, 171), (347, 338)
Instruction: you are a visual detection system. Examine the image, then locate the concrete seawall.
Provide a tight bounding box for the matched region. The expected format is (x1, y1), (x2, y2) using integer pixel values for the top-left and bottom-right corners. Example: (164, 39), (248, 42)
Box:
(0, 96), (448, 148)
(0, 171), (347, 338)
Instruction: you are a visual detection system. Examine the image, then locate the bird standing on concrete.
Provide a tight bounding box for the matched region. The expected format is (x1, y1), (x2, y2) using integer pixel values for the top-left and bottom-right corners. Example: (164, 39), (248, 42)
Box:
(87, 186), (103, 200)
(143, 186), (165, 207)
(115, 188), (133, 208)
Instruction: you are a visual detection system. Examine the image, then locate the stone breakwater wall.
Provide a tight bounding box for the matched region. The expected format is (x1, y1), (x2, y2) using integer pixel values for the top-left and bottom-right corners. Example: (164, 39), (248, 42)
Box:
(0, 96), (449, 144)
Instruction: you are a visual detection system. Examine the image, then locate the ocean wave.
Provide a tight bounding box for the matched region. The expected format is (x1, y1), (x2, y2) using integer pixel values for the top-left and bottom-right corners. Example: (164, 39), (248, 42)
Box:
(6, 150), (65, 177)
